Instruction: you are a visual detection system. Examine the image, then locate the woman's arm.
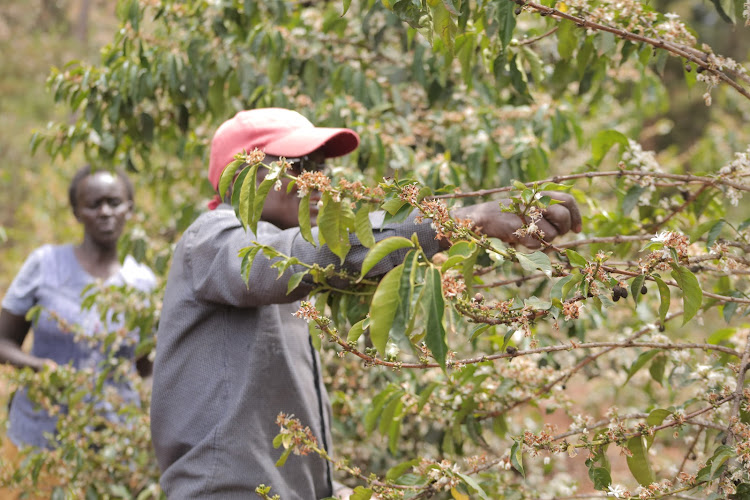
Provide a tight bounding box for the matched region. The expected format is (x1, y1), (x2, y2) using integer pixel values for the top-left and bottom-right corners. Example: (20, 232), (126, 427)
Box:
(0, 309), (53, 372)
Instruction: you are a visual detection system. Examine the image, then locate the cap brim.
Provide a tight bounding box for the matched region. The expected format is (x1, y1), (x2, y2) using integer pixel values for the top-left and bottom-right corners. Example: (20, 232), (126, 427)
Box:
(264, 127), (360, 159)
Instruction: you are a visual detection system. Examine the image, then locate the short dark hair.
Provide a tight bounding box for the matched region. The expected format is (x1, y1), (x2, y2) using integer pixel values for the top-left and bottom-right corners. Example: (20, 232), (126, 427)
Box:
(68, 165), (135, 212)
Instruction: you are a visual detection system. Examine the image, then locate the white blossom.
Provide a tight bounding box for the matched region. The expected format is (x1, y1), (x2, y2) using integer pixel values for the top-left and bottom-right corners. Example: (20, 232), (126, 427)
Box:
(607, 484), (626, 498)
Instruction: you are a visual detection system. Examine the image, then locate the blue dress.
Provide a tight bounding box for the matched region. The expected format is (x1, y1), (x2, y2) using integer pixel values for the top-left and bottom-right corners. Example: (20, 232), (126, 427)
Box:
(1, 244), (156, 448)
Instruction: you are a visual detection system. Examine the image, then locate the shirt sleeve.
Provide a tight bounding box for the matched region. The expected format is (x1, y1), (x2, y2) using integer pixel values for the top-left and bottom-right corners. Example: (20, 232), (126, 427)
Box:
(1, 246), (47, 316)
(184, 209), (440, 308)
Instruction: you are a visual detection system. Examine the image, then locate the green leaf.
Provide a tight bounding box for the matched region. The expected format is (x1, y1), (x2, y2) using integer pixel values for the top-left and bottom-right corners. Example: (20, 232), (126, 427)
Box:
(317, 195), (352, 263)
(378, 392), (404, 435)
(240, 246), (262, 285)
(723, 299), (739, 323)
(298, 193), (315, 245)
(643, 408), (670, 447)
(690, 218), (718, 243)
(591, 129), (628, 165)
(714, 0), (737, 23)
(630, 274), (646, 306)
(625, 350), (659, 384)
(360, 237), (413, 278)
(510, 440), (525, 477)
(670, 264), (703, 324)
(457, 33), (477, 83)
(422, 267), (447, 369)
(495, 0), (516, 50)
(238, 164), (259, 230)
(521, 46), (544, 85)
(706, 220), (725, 248)
(588, 467), (612, 491)
(457, 473), (490, 500)
(350, 486), (373, 500)
(626, 435), (656, 486)
(388, 400), (405, 454)
(381, 197), (407, 215)
(709, 445), (735, 479)
(469, 324), (492, 341)
(208, 77), (226, 117)
(391, 250), (418, 343)
(550, 274), (574, 300)
(365, 385), (400, 434)
(622, 185), (644, 216)
(708, 327), (736, 344)
(647, 408), (671, 427)
(355, 206), (375, 248)
(386, 459), (420, 481)
(448, 240), (476, 257)
(287, 271), (306, 295)
(369, 264), (405, 356)
(430, 0), (456, 54)
(516, 251), (552, 276)
(556, 18), (576, 59)
(342, 0), (352, 16)
(275, 447), (292, 467)
(562, 272), (583, 299)
(417, 381), (439, 412)
(253, 175), (277, 233)
(649, 355), (666, 385)
(565, 249), (587, 267)
(653, 276), (670, 325)
(347, 319), (367, 344)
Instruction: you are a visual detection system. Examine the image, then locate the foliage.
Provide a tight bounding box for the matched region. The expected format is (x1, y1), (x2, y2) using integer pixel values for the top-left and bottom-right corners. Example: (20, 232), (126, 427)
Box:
(3, 0), (750, 498)
(0, 283), (163, 499)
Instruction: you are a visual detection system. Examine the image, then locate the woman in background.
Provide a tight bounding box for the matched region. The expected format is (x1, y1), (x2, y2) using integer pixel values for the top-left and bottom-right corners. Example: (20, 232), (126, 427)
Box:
(0, 165), (155, 494)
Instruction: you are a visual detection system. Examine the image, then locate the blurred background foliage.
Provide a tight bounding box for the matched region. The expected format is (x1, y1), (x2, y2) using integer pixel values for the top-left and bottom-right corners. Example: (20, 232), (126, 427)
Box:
(1, 0), (747, 292)
(0, 0), (749, 498)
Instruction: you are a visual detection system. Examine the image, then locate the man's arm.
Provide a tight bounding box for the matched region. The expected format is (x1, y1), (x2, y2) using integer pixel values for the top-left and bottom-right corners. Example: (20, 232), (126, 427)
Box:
(187, 193), (581, 308)
(186, 209), (439, 308)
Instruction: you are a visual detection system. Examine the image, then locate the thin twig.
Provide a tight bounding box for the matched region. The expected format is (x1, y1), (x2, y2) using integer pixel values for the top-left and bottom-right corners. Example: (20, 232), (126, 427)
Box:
(479, 314), (681, 419)
(647, 183), (711, 232)
(431, 170), (749, 200)
(516, 0), (750, 101)
(519, 26), (559, 45)
(674, 427), (702, 483)
(728, 331), (750, 445)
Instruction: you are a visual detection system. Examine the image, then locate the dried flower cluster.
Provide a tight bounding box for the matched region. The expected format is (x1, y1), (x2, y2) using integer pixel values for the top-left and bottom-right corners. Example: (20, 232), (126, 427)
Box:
(293, 301), (321, 322)
(275, 413), (319, 457)
(295, 171), (332, 197)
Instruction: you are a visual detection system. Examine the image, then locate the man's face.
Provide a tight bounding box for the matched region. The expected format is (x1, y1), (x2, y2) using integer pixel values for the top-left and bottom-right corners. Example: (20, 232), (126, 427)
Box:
(260, 150), (327, 230)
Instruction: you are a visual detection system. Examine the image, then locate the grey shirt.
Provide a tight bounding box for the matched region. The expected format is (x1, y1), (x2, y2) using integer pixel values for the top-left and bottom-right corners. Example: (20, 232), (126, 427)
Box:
(150, 204), (439, 499)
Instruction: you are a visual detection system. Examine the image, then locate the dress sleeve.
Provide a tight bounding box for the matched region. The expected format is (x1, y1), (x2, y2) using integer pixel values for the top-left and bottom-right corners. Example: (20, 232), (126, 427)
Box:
(121, 256), (158, 292)
(185, 209), (440, 308)
(1, 246), (47, 316)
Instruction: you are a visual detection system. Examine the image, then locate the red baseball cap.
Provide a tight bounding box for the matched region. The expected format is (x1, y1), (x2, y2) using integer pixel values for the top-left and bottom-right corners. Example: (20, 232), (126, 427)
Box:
(207, 108), (360, 190)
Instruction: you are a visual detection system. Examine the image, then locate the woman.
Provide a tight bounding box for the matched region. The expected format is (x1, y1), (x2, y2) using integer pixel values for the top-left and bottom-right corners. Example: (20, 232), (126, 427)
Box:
(0, 165), (156, 452)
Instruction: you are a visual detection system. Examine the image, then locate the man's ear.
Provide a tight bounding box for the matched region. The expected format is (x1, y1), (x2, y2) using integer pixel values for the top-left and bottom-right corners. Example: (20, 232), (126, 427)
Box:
(125, 200), (134, 220)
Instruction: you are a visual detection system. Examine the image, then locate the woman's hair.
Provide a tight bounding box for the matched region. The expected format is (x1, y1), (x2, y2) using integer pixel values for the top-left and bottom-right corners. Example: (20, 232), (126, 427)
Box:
(68, 165), (135, 211)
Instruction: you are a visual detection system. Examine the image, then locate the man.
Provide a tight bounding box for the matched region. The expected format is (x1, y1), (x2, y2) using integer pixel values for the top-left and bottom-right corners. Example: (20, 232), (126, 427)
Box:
(150, 108), (582, 499)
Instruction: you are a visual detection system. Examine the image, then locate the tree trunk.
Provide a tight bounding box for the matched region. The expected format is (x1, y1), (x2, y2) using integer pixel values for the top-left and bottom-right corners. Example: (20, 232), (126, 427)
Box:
(74, 0), (89, 43)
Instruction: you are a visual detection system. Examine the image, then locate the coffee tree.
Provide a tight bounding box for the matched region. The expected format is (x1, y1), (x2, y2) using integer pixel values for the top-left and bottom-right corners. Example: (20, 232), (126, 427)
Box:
(5, 0), (750, 498)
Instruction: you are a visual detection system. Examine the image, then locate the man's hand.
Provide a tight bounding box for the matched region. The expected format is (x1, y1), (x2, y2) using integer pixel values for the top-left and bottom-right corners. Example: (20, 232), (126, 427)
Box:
(447, 191), (582, 249)
(333, 481), (354, 500)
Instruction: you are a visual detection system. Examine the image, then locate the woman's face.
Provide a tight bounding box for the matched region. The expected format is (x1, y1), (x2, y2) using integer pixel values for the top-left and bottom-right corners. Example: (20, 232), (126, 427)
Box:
(74, 172), (133, 247)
